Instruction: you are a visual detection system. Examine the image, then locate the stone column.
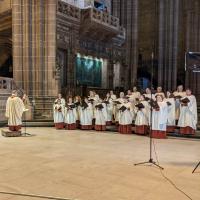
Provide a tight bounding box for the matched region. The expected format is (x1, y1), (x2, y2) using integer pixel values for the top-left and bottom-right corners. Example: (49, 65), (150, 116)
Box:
(12, 0), (57, 120)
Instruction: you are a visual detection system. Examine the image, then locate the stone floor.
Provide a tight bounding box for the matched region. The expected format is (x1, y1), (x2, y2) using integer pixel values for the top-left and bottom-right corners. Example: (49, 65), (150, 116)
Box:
(0, 127), (200, 200)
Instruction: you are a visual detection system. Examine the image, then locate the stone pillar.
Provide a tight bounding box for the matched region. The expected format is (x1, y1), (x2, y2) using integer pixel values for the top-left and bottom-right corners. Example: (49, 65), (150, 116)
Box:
(12, 0), (57, 120)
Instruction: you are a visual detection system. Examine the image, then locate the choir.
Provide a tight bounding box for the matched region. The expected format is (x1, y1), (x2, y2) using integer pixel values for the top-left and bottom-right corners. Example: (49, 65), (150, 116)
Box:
(53, 85), (198, 139)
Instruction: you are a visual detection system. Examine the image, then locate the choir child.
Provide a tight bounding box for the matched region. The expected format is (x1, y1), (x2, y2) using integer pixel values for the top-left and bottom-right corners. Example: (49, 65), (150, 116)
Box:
(110, 90), (117, 100)
(151, 95), (168, 139)
(135, 95), (150, 135)
(155, 86), (165, 99)
(74, 96), (81, 128)
(173, 85), (186, 121)
(53, 99), (65, 129)
(104, 93), (113, 125)
(55, 93), (65, 107)
(79, 97), (93, 130)
(144, 87), (155, 100)
(64, 97), (77, 130)
(178, 89), (197, 135)
(113, 92), (126, 124)
(5, 90), (26, 131)
(131, 86), (141, 103)
(166, 91), (176, 132)
(94, 99), (107, 131)
(118, 98), (133, 134)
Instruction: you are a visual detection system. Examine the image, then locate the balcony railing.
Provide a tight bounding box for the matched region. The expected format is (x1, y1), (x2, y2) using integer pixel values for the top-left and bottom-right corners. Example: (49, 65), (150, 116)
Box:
(0, 76), (14, 90)
(57, 0), (81, 21)
(82, 7), (120, 31)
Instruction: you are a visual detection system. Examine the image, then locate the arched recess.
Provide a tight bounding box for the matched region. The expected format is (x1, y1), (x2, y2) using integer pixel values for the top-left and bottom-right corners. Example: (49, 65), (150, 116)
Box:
(0, 34), (12, 78)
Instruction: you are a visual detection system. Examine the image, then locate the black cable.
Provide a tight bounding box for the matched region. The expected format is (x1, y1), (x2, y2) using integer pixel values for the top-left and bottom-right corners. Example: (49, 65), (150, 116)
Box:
(152, 139), (193, 200)
(0, 191), (73, 200)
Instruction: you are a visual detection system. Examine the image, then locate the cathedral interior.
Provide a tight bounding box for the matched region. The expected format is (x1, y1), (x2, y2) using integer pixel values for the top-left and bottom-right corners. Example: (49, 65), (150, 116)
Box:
(0, 1), (200, 200)
(0, 0), (200, 122)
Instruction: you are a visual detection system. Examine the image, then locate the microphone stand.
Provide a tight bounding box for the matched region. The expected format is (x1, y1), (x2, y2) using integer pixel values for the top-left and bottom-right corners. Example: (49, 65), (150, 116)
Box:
(134, 52), (163, 170)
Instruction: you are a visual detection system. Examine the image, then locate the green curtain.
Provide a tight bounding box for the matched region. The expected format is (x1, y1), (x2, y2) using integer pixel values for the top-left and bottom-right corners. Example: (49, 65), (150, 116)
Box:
(76, 56), (102, 87)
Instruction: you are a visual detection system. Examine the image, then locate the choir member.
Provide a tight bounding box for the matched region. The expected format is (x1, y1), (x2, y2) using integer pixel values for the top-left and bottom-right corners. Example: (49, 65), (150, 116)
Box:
(22, 93), (32, 120)
(151, 95), (168, 139)
(53, 99), (65, 129)
(118, 97), (133, 134)
(144, 87), (155, 100)
(64, 97), (77, 130)
(74, 96), (81, 128)
(79, 97), (93, 130)
(166, 91), (176, 132)
(94, 99), (107, 131)
(155, 86), (165, 99)
(104, 93), (113, 125)
(135, 95), (149, 135)
(178, 89), (197, 135)
(55, 93), (65, 107)
(131, 86), (141, 103)
(110, 90), (117, 100)
(5, 90), (26, 131)
(113, 92), (126, 124)
(173, 85), (186, 121)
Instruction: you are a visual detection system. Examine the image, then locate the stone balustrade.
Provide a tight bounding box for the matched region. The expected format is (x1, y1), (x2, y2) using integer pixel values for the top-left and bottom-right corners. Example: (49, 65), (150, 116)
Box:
(57, 0), (81, 21)
(0, 76), (13, 90)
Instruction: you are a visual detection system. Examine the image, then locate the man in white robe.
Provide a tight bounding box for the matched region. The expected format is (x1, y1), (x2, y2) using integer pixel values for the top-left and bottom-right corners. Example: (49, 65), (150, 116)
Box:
(5, 90), (25, 131)
(178, 89), (197, 135)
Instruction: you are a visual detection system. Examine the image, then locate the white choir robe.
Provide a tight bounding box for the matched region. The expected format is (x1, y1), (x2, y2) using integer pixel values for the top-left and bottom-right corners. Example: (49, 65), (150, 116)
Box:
(94, 103), (107, 131)
(80, 103), (93, 130)
(144, 93), (156, 100)
(118, 102), (133, 134)
(135, 101), (149, 134)
(53, 104), (65, 129)
(105, 99), (113, 125)
(130, 91), (141, 103)
(178, 95), (197, 134)
(5, 96), (25, 131)
(113, 98), (125, 123)
(155, 92), (165, 99)
(55, 98), (65, 107)
(151, 101), (168, 139)
(166, 98), (176, 132)
(173, 91), (186, 120)
(64, 105), (77, 130)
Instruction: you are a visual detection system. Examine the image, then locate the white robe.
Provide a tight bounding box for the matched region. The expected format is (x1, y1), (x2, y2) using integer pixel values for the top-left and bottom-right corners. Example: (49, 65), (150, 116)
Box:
(104, 99), (113, 122)
(114, 98), (125, 122)
(144, 93), (156, 100)
(119, 103), (133, 125)
(178, 95), (197, 130)
(173, 91), (186, 120)
(64, 104), (77, 124)
(5, 96), (25, 126)
(55, 98), (65, 107)
(166, 98), (176, 126)
(135, 101), (149, 126)
(94, 103), (107, 125)
(80, 103), (93, 126)
(152, 101), (168, 131)
(53, 104), (64, 123)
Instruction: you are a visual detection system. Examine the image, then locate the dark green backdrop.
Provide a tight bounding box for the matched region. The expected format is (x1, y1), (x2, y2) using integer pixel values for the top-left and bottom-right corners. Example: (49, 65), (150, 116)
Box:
(76, 56), (102, 87)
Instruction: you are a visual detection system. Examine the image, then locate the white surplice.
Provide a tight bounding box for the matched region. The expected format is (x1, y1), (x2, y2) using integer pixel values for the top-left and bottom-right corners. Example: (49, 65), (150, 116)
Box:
(5, 96), (25, 126)
(178, 95), (197, 130)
